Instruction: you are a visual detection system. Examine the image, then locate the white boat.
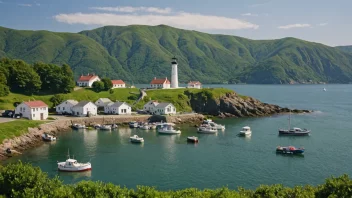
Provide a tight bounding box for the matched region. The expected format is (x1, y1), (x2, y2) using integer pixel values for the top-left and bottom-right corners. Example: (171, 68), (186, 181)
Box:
(130, 135), (144, 143)
(42, 133), (56, 141)
(100, 125), (112, 130)
(72, 124), (87, 129)
(158, 125), (181, 134)
(239, 126), (252, 136)
(209, 122), (225, 130)
(129, 121), (139, 128)
(187, 136), (199, 143)
(57, 151), (91, 172)
(202, 119), (213, 124)
(111, 124), (118, 129)
(197, 126), (217, 134)
(323, 88), (327, 91)
(139, 125), (151, 130)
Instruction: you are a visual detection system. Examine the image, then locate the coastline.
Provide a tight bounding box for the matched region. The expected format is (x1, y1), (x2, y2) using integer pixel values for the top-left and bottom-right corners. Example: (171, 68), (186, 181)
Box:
(0, 113), (204, 161)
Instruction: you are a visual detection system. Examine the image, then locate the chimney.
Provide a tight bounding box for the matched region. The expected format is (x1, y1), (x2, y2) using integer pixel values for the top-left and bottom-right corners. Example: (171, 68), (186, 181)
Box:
(154, 77), (156, 80)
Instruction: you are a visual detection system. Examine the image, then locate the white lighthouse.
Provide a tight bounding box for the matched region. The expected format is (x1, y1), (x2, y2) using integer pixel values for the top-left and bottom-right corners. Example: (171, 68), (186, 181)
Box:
(171, 56), (179, 88)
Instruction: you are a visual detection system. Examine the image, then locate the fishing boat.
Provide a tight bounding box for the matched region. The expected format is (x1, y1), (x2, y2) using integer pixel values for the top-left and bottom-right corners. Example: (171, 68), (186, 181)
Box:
(276, 146), (305, 154)
(41, 133), (56, 141)
(278, 112), (310, 136)
(72, 124), (87, 129)
(158, 125), (181, 134)
(239, 126), (251, 136)
(202, 119), (213, 124)
(197, 126), (217, 134)
(130, 135), (144, 143)
(209, 122), (226, 130)
(57, 150), (91, 172)
(187, 136), (199, 143)
(129, 121), (139, 128)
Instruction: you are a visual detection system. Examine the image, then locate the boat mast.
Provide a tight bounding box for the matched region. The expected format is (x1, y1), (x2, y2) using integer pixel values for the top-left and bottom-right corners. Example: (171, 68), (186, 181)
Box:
(67, 149), (70, 159)
(288, 111), (291, 130)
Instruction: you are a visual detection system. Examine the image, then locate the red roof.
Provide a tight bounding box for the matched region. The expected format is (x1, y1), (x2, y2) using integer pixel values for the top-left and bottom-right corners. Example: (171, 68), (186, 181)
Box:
(111, 80), (125, 85)
(188, 81), (202, 85)
(78, 74), (98, 81)
(24, 100), (48, 108)
(150, 77), (170, 84)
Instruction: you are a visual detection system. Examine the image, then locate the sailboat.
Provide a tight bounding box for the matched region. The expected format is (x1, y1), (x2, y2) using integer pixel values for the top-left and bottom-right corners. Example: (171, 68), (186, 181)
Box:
(278, 111), (310, 136)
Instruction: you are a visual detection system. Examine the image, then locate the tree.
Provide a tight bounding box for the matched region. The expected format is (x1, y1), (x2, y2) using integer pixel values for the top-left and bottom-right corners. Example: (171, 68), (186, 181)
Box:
(50, 94), (64, 108)
(92, 81), (105, 92)
(0, 83), (9, 97)
(60, 64), (75, 93)
(101, 78), (113, 90)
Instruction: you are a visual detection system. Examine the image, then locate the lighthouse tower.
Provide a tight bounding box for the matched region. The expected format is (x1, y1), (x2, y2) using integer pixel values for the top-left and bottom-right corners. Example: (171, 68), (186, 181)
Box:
(171, 56), (178, 88)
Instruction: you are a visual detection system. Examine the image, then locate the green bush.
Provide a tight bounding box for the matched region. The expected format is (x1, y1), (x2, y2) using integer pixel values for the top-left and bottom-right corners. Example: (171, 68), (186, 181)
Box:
(1, 162), (352, 197)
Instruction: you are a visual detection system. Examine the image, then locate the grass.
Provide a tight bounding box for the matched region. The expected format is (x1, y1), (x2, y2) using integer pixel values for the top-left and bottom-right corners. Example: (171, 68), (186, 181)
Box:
(0, 120), (46, 143)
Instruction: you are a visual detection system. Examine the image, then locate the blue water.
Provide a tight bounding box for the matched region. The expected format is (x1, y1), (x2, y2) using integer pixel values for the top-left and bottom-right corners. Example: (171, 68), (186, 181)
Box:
(6, 84), (352, 190)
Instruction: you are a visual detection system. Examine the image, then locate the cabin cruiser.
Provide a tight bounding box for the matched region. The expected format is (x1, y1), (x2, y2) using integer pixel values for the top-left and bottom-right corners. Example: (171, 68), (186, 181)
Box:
(129, 121), (139, 128)
(72, 124), (87, 129)
(57, 151), (91, 172)
(130, 135), (144, 143)
(158, 125), (181, 134)
(239, 126), (252, 136)
(202, 119), (225, 130)
(276, 146), (305, 154)
(187, 136), (199, 143)
(94, 124), (112, 130)
(42, 133), (56, 141)
(197, 126), (217, 134)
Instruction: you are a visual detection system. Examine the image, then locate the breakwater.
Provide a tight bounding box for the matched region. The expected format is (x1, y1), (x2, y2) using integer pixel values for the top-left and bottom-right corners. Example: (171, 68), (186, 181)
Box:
(0, 114), (204, 160)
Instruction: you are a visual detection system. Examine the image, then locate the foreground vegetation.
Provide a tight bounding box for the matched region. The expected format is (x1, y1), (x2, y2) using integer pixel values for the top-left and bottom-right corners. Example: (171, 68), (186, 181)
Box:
(2, 25), (352, 84)
(0, 120), (46, 143)
(0, 162), (351, 197)
(0, 87), (234, 113)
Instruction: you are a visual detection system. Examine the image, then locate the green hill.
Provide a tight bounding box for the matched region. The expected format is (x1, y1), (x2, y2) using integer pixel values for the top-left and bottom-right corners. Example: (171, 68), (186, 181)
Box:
(336, 45), (352, 53)
(1, 25), (352, 84)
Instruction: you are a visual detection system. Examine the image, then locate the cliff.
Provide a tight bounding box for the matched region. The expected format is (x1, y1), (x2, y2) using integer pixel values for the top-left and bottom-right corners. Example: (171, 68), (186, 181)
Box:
(186, 91), (311, 117)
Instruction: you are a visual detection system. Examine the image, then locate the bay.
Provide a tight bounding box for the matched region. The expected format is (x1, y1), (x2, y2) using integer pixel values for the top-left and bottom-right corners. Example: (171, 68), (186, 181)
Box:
(6, 84), (352, 190)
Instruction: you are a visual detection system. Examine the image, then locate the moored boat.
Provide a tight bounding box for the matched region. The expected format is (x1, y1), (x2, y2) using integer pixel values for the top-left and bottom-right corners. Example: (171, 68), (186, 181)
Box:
(42, 133), (56, 141)
(100, 125), (112, 130)
(276, 146), (305, 154)
(130, 135), (144, 143)
(72, 124), (87, 129)
(57, 151), (91, 172)
(197, 126), (217, 134)
(279, 112), (310, 136)
(129, 121), (139, 128)
(158, 125), (181, 134)
(239, 126), (252, 136)
(187, 136), (199, 143)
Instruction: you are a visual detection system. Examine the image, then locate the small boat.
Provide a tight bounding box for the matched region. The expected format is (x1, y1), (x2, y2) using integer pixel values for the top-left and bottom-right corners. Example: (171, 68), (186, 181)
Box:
(42, 133), (56, 141)
(111, 124), (118, 129)
(209, 122), (225, 130)
(197, 126), (217, 134)
(158, 125), (181, 134)
(57, 150), (91, 172)
(279, 112), (310, 136)
(100, 125), (112, 130)
(150, 124), (157, 130)
(129, 121), (139, 128)
(72, 124), (87, 129)
(187, 136), (199, 143)
(155, 122), (176, 129)
(130, 135), (144, 143)
(202, 119), (213, 124)
(139, 125), (151, 130)
(276, 146), (305, 154)
(323, 88), (327, 91)
(239, 126), (251, 136)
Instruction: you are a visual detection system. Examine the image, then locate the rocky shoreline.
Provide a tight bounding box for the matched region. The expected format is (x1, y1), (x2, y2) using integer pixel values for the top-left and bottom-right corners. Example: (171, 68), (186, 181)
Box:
(0, 114), (204, 161)
(188, 92), (312, 118)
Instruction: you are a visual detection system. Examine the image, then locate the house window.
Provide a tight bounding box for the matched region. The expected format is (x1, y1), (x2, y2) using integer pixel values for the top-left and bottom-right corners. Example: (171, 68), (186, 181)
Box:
(36, 108), (38, 111)
(44, 107), (46, 110)
(58, 107), (60, 110)
(63, 107), (65, 110)
(33, 114), (35, 117)
(33, 108), (35, 112)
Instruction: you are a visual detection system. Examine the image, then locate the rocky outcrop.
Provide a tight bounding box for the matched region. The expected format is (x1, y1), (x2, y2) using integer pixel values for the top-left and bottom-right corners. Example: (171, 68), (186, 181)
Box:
(0, 114), (204, 161)
(187, 92), (311, 118)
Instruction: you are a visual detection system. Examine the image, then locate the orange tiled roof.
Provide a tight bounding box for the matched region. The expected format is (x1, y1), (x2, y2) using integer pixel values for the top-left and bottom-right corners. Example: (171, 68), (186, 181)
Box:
(111, 80), (125, 85)
(188, 81), (202, 85)
(150, 77), (170, 84)
(78, 75), (98, 81)
(24, 100), (48, 108)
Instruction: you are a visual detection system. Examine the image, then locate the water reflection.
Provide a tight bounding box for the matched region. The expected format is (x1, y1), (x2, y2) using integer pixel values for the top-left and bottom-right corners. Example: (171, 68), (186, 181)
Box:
(58, 170), (92, 183)
(117, 127), (133, 144)
(158, 134), (181, 164)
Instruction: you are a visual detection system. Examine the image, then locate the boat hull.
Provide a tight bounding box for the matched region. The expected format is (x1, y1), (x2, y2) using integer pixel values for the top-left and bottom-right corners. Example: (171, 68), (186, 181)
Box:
(197, 128), (217, 134)
(187, 138), (198, 143)
(130, 139), (144, 143)
(239, 132), (251, 136)
(57, 163), (92, 172)
(279, 130), (310, 136)
(158, 130), (181, 134)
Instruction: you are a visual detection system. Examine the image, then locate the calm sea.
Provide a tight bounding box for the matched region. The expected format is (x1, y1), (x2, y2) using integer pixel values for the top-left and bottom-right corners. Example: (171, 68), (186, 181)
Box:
(5, 84), (352, 190)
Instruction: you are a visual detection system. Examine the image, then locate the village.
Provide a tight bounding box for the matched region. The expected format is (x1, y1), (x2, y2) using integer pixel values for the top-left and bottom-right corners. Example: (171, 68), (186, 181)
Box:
(12, 57), (202, 120)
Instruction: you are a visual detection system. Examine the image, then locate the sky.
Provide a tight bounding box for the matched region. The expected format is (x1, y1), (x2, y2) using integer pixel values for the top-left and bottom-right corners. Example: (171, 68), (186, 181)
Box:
(0, 0), (351, 46)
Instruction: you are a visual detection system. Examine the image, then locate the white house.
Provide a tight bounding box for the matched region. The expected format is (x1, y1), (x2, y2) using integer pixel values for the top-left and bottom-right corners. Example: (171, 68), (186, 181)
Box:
(143, 100), (159, 113)
(56, 100), (78, 115)
(77, 73), (100, 87)
(104, 102), (131, 115)
(150, 77), (170, 89)
(72, 101), (97, 117)
(95, 98), (112, 107)
(15, 100), (48, 120)
(152, 103), (176, 115)
(187, 81), (202, 89)
(111, 80), (126, 88)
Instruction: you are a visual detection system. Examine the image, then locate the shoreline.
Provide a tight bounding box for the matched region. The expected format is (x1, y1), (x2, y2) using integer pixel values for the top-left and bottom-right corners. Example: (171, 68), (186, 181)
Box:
(0, 113), (204, 161)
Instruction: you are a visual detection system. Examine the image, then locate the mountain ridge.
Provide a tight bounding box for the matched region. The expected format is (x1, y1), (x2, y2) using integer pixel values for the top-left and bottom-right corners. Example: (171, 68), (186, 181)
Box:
(1, 25), (352, 84)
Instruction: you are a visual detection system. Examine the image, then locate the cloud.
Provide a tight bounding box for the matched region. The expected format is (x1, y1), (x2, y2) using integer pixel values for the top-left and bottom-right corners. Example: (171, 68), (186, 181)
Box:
(54, 12), (259, 30)
(90, 6), (172, 14)
(317, 23), (328, 26)
(241, 13), (258, 17)
(278, 23), (311, 29)
(18, 3), (32, 7)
